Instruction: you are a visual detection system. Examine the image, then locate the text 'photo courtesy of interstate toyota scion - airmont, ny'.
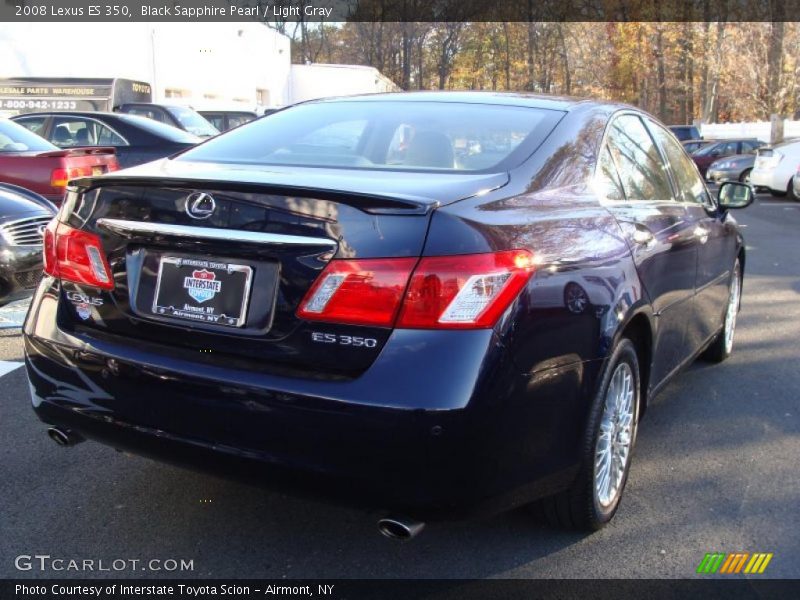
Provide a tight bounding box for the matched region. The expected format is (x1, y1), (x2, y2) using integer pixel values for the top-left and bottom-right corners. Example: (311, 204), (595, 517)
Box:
(22, 91), (755, 538)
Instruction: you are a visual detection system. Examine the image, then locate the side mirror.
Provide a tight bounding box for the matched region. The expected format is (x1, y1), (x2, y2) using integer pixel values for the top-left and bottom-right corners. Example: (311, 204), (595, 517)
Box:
(718, 181), (754, 209)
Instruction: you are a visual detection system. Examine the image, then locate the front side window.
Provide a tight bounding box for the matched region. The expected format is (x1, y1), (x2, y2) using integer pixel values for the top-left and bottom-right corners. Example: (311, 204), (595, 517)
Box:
(606, 114), (673, 201)
(649, 120), (712, 206)
(177, 101), (564, 173)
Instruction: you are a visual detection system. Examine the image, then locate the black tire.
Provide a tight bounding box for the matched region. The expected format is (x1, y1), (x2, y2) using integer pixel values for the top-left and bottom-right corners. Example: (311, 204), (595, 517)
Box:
(738, 168), (752, 184)
(789, 178), (799, 202)
(530, 338), (641, 531)
(703, 259), (742, 363)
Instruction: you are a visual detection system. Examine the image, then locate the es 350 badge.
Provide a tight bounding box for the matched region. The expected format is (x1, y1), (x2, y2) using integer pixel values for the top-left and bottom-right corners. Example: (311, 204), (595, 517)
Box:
(65, 291), (103, 321)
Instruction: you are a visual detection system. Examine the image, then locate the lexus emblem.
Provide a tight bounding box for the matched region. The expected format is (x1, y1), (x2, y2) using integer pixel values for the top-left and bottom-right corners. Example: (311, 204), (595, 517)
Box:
(185, 192), (216, 220)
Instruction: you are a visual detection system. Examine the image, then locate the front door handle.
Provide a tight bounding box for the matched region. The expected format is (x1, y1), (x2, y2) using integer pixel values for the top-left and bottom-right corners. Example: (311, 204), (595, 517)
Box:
(693, 225), (710, 244)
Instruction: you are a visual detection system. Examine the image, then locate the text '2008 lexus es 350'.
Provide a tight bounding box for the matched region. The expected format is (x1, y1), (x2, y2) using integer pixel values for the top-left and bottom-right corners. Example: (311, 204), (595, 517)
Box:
(24, 92), (753, 538)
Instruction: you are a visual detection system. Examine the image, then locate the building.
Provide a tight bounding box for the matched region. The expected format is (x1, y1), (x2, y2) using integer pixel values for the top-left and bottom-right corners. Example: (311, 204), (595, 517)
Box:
(0, 22), (291, 110)
(289, 63), (400, 104)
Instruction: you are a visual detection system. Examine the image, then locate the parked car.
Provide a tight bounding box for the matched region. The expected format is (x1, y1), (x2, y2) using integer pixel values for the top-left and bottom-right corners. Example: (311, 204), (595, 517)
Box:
(682, 139), (713, 154)
(116, 103), (219, 137)
(705, 154), (757, 184)
(750, 140), (800, 201)
(198, 110), (257, 132)
(0, 183), (56, 306)
(25, 93), (753, 535)
(668, 125), (701, 141)
(12, 112), (201, 169)
(0, 118), (119, 203)
(690, 138), (763, 177)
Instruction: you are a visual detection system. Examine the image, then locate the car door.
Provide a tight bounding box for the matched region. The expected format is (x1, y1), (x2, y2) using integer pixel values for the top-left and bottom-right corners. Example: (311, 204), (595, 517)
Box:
(648, 120), (736, 354)
(600, 113), (700, 386)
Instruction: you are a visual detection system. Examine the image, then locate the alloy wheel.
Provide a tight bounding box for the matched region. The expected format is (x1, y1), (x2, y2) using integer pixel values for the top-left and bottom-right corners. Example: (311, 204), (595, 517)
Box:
(724, 266), (741, 355)
(594, 362), (635, 508)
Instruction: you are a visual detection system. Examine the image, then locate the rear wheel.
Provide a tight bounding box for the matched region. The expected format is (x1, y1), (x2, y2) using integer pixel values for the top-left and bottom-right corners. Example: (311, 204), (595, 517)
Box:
(789, 178), (799, 202)
(703, 259), (741, 363)
(738, 168), (752, 184)
(530, 338), (640, 530)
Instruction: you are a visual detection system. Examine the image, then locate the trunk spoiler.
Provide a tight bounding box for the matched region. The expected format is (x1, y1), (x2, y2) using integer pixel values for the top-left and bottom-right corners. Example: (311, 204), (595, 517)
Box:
(37, 147), (117, 158)
(69, 170), (510, 215)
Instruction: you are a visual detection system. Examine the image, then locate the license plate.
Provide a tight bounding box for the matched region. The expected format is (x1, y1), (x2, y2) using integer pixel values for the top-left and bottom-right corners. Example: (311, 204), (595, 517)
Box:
(152, 257), (253, 328)
(92, 166), (104, 176)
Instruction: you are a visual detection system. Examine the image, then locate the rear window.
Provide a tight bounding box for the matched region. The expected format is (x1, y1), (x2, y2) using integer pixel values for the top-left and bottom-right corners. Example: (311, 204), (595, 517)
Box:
(0, 119), (57, 152)
(164, 105), (219, 137)
(177, 101), (564, 172)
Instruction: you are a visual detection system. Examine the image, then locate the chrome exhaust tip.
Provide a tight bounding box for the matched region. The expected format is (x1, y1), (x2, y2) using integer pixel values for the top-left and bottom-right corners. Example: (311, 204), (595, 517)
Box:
(377, 516), (425, 541)
(47, 427), (84, 447)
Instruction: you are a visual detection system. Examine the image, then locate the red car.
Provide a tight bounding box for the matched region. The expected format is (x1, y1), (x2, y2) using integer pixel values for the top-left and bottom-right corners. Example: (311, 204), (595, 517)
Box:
(690, 138), (763, 177)
(0, 118), (119, 203)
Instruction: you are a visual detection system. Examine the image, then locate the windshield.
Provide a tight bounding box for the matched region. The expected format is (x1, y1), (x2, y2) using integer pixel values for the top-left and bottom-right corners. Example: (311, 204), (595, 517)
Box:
(177, 101), (564, 172)
(0, 119), (58, 152)
(121, 114), (203, 144)
(165, 106), (219, 137)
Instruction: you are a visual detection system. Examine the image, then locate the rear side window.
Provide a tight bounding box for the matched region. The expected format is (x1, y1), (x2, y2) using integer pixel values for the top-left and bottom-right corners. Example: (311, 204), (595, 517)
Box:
(606, 114), (673, 201)
(50, 116), (127, 147)
(649, 120), (712, 207)
(596, 146), (625, 201)
(124, 106), (169, 123)
(178, 101), (564, 173)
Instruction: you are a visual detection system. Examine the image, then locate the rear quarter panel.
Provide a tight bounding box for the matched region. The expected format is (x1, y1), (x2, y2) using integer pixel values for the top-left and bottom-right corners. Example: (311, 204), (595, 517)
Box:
(0, 154), (56, 197)
(423, 105), (648, 480)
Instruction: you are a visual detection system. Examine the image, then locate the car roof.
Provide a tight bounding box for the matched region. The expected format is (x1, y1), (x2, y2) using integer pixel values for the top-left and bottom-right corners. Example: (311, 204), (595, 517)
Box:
(309, 90), (622, 112)
(16, 110), (137, 122)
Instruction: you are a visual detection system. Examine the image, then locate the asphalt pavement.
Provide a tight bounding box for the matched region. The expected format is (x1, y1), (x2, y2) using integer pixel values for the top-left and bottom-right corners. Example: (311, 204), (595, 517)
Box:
(1, 192), (798, 579)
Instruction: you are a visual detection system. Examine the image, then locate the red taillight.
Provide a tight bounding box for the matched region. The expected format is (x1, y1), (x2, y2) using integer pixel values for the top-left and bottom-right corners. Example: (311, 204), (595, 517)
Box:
(108, 157), (120, 172)
(296, 250), (534, 329)
(42, 221), (113, 290)
(50, 166), (94, 189)
(397, 251), (535, 329)
(297, 258), (417, 327)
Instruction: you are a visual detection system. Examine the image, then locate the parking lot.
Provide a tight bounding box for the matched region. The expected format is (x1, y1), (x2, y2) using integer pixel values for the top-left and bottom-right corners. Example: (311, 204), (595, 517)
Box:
(1, 191), (798, 580)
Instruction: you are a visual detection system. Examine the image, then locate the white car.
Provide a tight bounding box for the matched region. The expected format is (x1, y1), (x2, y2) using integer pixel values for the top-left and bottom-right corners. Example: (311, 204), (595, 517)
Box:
(750, 140), (800, 200)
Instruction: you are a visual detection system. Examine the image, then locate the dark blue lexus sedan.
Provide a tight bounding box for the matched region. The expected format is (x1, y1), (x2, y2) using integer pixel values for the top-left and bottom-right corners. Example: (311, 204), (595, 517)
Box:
(23, 93), (753, 538)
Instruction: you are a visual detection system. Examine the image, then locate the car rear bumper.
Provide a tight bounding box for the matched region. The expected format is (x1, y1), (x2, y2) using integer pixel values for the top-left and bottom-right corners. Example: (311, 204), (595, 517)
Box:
(749, 168), (781, 190)
(23, 281), (589, 518)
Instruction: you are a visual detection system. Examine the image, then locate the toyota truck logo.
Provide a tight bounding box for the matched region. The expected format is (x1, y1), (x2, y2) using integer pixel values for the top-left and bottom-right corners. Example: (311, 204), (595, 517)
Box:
(185, 192), (216, 220)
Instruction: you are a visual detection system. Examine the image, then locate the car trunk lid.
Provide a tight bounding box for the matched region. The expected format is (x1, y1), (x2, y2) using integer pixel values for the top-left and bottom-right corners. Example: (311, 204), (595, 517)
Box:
(57, 164), (508, 376)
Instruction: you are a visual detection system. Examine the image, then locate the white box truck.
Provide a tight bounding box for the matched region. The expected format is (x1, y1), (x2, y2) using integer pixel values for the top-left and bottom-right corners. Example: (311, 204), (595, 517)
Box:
(289, 63), (399, 104)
